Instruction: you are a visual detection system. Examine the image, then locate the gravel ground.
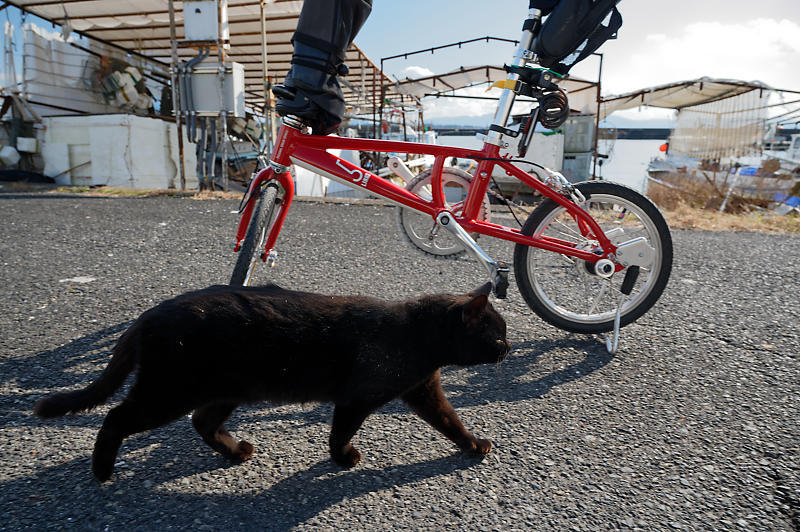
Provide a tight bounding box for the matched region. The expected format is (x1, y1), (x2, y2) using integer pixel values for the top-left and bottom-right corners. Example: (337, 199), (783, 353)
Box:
(0, 192), (798, 531)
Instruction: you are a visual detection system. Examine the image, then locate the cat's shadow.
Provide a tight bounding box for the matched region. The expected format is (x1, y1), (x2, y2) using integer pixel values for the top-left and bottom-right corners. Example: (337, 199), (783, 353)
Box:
(7, 324), (615, 527)
(5, 440), (483, 528)
(0, 321), (135, 425)
(9, 321), (614, 427)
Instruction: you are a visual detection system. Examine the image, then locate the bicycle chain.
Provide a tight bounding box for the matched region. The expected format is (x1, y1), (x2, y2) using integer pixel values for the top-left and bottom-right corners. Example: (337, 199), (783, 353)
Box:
(486, 186), (536, 226)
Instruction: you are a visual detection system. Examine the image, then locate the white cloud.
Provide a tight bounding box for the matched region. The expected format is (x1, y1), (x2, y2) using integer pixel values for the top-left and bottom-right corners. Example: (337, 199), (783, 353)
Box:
(604, 18), (800, 94)
(421, 85), (498, 119)
(402, 65), (434, 79)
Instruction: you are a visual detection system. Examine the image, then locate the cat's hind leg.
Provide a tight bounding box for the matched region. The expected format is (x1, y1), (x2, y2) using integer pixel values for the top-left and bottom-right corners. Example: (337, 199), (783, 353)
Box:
(401, 370), (492, 457)
(92, 397), (190, 482)
(329, 403), (377, 467)
(191, 402), (254, 461)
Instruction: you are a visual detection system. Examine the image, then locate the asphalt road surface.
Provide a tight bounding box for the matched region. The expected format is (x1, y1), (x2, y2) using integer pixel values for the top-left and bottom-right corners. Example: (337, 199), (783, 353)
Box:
(1, 192), (797, 530)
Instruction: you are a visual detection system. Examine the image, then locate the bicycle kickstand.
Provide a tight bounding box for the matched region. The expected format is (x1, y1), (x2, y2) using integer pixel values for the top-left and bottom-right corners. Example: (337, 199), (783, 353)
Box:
(435, 212), (510, 298)
(604, 266), (640, 354)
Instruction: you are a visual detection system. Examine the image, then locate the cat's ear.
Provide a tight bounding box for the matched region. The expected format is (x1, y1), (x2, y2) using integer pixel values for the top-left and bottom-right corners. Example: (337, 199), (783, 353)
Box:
(468, 282), (492, 297)
(462, 293), (488, 324)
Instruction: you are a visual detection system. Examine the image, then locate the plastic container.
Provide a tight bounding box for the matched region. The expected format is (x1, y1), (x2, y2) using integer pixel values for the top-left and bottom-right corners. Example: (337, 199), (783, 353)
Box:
(231, 117), (247, 135)
(133, 93), (152, 111)
(0, 145), (21, 166)
(125, 66), (142, 85)
(245, 118), (260, 137)
(562, 114), (595, 153)
(16, 137), (39, 153)
(116, 84), (138, 105)
(561, 151), (593, 183)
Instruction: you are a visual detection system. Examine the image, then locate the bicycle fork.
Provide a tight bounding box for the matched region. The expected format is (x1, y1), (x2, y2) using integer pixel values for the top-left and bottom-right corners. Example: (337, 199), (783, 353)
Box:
(435, 211), (510, 299)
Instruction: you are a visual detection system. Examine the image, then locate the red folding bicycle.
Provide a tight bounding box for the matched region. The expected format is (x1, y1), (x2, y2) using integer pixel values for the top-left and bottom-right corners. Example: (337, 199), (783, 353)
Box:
(230, 5), (672, 352)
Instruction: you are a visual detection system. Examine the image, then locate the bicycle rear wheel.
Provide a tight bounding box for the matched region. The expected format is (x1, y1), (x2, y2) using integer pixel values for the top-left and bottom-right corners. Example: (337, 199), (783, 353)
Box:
(230, 183), (281, 286)
(513, 181), (672, 333)
(397, 167), (490, 258)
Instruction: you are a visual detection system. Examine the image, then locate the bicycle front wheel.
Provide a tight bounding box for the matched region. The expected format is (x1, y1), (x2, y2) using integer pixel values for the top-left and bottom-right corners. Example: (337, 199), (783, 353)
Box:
(230, 183), (281, 286)
(513, 181), (672, 334)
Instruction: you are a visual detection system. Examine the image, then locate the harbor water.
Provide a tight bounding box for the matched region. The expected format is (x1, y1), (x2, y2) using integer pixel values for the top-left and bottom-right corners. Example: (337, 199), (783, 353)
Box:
(438, 135), (664, 193)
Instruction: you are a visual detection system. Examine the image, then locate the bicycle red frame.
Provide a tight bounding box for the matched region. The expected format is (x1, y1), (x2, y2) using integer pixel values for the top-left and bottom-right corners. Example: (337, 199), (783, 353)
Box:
(235, 123), (617, 264)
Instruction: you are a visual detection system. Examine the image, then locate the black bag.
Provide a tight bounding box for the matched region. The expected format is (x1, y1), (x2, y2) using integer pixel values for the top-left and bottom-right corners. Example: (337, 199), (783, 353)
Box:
(531, 0), (622, 75)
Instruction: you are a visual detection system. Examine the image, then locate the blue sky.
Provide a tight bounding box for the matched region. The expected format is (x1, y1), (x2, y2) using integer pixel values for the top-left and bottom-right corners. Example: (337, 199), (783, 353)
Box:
(3, 1), (799, 127)
(355, 0), (800, 126)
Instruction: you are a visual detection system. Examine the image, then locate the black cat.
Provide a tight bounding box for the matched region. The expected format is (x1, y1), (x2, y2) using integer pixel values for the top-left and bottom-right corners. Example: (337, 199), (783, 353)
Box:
(34, 282), (510, 482)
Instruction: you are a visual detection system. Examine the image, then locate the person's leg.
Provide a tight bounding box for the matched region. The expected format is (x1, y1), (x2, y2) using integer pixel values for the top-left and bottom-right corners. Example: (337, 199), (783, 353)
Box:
(274, 0), (372, 135)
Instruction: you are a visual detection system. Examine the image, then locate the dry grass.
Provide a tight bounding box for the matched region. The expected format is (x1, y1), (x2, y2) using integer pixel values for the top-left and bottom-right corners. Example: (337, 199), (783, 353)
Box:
(646, 175), (800, 234)
(3, 181), (798, 234)
(659, 203), (799, 234)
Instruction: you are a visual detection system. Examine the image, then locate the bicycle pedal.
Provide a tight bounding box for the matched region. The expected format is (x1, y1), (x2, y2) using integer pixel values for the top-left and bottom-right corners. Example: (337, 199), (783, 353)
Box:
(493, 263), (510, 299)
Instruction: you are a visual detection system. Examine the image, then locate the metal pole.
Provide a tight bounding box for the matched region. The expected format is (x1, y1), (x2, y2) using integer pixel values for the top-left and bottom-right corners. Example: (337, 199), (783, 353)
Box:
(378, 57), (384, 139)
(167, 0), (186, 189)
(592, 53), (603, 180)
(372, 61), (376, 139)
(218, 0), (229, 191)
(260, 0), (273, 153)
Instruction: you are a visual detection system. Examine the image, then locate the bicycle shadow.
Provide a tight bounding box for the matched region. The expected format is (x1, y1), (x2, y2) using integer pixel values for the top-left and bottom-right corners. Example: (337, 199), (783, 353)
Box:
(441, 336), (615, 408)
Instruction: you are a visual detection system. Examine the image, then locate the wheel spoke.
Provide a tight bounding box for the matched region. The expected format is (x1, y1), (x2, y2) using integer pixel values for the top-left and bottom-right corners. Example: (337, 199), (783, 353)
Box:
(515, 182), (672, 334)
(587, 279), (610, 314)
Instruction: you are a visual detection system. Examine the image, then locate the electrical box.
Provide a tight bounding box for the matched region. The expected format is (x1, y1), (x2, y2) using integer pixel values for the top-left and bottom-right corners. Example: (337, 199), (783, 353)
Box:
(190, 61), (245, 118)
(183, 1), (226, 42)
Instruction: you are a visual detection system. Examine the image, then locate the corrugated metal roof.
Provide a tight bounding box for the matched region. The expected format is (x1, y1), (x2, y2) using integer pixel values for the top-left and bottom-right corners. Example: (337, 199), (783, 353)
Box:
(6, 0), (400, 116)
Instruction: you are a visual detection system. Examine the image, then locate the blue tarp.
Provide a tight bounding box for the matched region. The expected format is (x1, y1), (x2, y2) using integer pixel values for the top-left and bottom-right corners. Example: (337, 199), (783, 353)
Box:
(774, 193), (800, 207)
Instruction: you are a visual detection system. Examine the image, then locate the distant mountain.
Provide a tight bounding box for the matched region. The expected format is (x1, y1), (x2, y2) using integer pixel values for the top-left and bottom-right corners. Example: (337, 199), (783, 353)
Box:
(426, 114), (676, 129)
(600, 115), (676, 129)
(425, 115), (496, 128)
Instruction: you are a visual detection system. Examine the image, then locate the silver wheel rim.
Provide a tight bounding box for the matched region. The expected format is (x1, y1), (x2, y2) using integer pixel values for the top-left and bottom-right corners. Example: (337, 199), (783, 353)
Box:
(243, 226), (267, 286)
(526, 192), (663, 326)
(401, 171), (489, 256)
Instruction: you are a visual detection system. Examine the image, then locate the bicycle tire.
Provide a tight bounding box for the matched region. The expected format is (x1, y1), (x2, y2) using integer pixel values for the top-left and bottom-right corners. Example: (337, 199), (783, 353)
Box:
(513, 181), (672, 333)
(397, 167), (491, 258)
(230, 183), (281, 286)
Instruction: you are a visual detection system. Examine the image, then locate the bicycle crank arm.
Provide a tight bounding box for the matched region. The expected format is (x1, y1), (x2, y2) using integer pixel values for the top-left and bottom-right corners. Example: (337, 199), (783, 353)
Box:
(436, 212), (510, 298)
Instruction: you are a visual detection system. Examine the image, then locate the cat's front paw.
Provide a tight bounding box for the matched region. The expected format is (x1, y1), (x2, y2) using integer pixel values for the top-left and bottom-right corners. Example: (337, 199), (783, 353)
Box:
(331, 445), (362, 468)
(461, 438), (492, 457)
(235, 440), (255, 461)
(474, 438), (492, 455)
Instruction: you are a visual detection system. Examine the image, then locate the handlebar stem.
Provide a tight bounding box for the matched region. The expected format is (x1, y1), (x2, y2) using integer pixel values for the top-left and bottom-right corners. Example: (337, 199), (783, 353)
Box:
(485, 8), (542, 146)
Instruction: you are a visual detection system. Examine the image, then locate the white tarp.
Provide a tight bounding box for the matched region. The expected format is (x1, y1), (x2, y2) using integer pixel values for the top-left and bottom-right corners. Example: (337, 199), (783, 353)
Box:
(5, 0), (404, 115)
(390, 65), (599, 114)
(43, 114), (198, 188)
(599, 77), (772, 119)
(19, 23), (160, 117)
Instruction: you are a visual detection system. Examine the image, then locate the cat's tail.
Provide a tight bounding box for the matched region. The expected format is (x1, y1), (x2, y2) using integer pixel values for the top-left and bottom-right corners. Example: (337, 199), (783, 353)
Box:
(34, 324), (139, 418)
